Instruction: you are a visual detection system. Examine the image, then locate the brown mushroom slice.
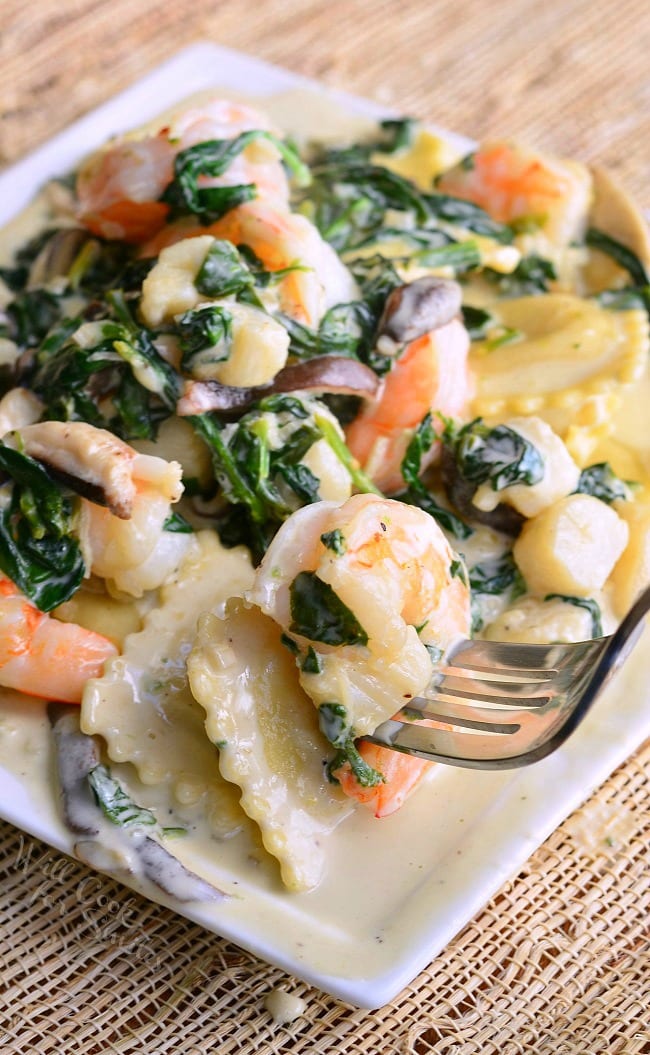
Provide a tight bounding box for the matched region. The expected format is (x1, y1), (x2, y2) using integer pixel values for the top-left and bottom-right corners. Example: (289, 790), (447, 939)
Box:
(48, 703), (102, 837)
(377, 276), (463, 348)
(6, 420), (137, 518)
(49, 704), (227, 903)
(28, 227), (91, 287)
(176, 354), (380, 416)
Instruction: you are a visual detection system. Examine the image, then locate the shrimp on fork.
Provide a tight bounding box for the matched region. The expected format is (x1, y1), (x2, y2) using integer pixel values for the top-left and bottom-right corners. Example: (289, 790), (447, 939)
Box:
(250, 493), (471, 816)
(0, 577), (117, 703)
(76, 98), (292, 243)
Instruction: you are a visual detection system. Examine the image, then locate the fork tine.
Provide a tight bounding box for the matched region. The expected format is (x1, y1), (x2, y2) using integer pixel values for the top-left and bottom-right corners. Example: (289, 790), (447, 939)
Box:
(365, 585), (650, 770)
(401, 695), (558, 730)
(397, 708), (522, 734)
(447, 637), (606, 676)
(428, 674), (555, 707)
(444, 662), (559, 683)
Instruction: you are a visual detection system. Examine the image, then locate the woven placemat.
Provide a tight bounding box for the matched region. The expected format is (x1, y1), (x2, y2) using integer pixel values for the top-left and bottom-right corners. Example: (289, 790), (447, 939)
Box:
(0, 0), (649, 1049)
(1, 740), (648, 1053)
(1, 0), (649, 207)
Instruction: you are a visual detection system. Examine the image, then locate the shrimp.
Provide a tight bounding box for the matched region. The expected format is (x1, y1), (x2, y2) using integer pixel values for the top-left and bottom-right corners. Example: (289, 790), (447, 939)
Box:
(76, 98), (291, 243)
(436, 140), (592, 247)
(6, 420), (190, 598)
(143, 200), (359, 328)
(345, 318), (472, 493)
(0, 577), (117, 703)
(249, 493), (471, 816)
(77, 448), (190, 598)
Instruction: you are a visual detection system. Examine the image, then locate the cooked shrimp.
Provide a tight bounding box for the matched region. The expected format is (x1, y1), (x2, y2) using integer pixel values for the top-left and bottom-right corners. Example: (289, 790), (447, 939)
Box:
(77, 449), (190, 598)
(0, 577), (117, 702)
(143, 200), (359, 328)
(3, 420), (189, 598)
(76, 98), (290, 243)
(345, 318), (472, 493)
(249, 493), (471, 816)
(436, 140), (592, 247)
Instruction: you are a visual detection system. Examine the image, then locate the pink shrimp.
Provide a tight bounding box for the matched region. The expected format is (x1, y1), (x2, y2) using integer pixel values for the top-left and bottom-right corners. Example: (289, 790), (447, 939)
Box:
(345, 318), (472, 493)
(0, 578), (117, 703)
(76, 98), (291, 244)
(436, 140), (592, 246)
(250, 494), (471, 817)
(142, 199), (359, 328)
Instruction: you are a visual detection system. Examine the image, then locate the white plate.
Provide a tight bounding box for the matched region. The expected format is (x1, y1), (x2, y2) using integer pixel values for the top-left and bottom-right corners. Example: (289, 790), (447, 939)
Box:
(1, 42), (649, 1009)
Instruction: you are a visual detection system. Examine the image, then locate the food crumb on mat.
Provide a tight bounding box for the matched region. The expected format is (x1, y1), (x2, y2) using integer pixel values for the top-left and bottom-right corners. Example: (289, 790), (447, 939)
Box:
(264, 987), (307, 1025)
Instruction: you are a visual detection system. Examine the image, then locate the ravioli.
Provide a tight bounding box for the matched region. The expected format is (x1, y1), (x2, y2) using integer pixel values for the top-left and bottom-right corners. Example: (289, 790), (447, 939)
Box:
(188, 599), (354, 892)
(81, 532), (255, 838)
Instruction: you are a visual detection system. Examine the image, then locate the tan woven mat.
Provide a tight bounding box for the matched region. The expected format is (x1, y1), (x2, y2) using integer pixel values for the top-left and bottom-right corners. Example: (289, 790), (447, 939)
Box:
(1, 743), (649, 1052)
(1, 0), (649, 1050)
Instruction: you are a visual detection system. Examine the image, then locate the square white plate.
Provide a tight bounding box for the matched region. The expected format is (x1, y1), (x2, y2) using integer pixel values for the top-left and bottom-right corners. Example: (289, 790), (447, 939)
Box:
(0, 42), (649, 1009)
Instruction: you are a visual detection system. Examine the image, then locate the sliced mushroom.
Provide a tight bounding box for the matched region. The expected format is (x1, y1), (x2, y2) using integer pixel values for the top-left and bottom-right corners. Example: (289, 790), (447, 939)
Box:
(5, 420), (137, 518)
(377, 276), (463, 347)
(48, 703), (101, 837)
(176, 354), (380, 417)
(138, 837), (226, 903)
(28, 227), (91, 287)
(49, 705), (226, 903)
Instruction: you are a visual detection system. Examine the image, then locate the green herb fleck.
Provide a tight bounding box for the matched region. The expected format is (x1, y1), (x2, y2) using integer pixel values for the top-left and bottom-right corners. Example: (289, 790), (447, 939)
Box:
(320, 528), (347, 555)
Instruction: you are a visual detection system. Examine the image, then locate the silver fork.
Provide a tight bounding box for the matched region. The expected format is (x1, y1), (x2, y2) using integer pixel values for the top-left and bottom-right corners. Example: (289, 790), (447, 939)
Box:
(363, 585), (650, 770)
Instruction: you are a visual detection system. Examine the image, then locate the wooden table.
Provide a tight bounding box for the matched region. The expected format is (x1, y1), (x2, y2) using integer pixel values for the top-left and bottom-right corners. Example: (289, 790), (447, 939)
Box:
(1, 2), (649, 1052)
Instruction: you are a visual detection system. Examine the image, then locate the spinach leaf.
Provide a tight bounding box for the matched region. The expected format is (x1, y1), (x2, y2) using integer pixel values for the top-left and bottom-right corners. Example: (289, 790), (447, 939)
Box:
(303, 160), (429, 252)
(424, 192), (514, 243)
(177, 305), (233, 372)
(317, 702), (384, 787)
(289, 571), (368, 646)
(462, 305), (494, 340)
(575, 462), (630, 504)
(486, 253), (557, 295)
(163, 132), (310, 224)
(276, 462), (321, 503)
(88, 765), (159, 828)
(586, 228), (650, 288)
(0, 230), (55, 292)
(163, 512), (194, 533)
(0, 443), (85, 611)
(398, 413), (473, 539)
(376, 117), (416, 154)
(4, 289), (64, 350)
(447, 418), (545, 492)
(545, 593), (603, 638)
(318, 701), (352, 747)
(278, 299), (375, 362)
(327, 739), (384, 788)
(301, 646), (323, 674)
(195, 239), (255, 297)
(469, 553), (524, 597)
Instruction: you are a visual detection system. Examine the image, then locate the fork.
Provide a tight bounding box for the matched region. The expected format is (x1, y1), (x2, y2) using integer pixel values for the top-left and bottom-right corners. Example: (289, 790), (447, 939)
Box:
(363, 585), (650, 770)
